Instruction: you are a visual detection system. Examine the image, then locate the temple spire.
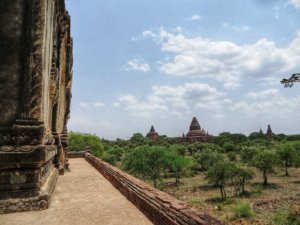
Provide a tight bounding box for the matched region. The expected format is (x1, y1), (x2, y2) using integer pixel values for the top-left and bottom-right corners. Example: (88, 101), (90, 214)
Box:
(150, 125), (155, 133)
(189, 117), (201, 131)
(266, 124), (273, 137)
(186, 117), (210, 143)
(146, 125), (159, 140)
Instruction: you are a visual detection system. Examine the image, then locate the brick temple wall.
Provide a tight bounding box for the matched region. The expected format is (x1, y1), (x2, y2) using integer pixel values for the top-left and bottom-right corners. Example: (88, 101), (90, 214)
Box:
(85, 153), (222, 225)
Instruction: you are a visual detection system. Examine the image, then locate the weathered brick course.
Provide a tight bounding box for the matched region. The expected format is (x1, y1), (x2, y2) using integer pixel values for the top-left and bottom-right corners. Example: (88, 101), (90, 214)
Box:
(85, 153), (223, 225)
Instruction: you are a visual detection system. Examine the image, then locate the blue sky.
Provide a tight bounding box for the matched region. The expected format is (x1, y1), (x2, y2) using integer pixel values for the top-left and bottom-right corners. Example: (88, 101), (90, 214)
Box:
(66, 0), (300, 140)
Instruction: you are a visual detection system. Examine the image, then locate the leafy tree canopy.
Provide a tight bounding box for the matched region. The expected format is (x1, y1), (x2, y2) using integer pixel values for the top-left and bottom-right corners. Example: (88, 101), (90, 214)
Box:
(68, 132), (104, 157)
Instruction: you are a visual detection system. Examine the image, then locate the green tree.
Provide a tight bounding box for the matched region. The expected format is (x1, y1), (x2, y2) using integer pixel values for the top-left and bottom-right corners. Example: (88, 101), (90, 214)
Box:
(123, 146), (168, 188)
(240, 146), (259, 164)
(232, 166), (254, 195)
(227, 151), (236, 161)
(205, 161), (236, 199)
(102, 152), (117, 166)
(195, 149), (224, 171)
(68, 132), (104, 157)
(252, 150), (279, 185)
(223, 142), (236, 152)
(186, 143), (205, 155)
(248, 132), (266, 140)
(106, 147), (124, 161)
(166, 151), (191, 185)
(214, 132), (247, 146)
(130, 133), (145, 144)
(168, 144), (186, 156)
(277, 144), (299, 176)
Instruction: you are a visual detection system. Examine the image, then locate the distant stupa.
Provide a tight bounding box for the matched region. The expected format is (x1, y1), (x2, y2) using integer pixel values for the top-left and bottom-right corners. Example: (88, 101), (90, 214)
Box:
(146, 125), (159, 140)
(185, 117), (210, 143)
(266, 124), (274, 137)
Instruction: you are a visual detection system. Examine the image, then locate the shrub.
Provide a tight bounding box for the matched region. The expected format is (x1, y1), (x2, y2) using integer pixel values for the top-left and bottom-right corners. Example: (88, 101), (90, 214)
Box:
(240, 146), (259, 164)
(223, 142), (236, 152)
(122, 146), (168, 188)
(195, 150), (224, 171)
(227, 151), (236, 161)
(277, 144), (299, 176)
(205, 161), (236, 199)
(101, 152), (117, 166)
(273, 209), (300, 225)
(68, 132), (104, 157)
(165, 151), (191, 185)
(232, 202), (254, 218)
(232, 165), (254, 196)
(252, 150), (279, 185)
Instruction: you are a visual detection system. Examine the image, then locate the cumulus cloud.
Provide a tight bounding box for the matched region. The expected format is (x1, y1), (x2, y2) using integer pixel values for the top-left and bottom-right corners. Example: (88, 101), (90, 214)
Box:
(230, 90), (300, 117)
(116, 82), (228, 117)
(224, 82), (241, 89)
(78, 101), (105, 108)
(112, 102), (120, 107)
(125, 59), (151, 73)
(153, 82), (224, 101)
(142, 28), (300, 88)
(118, 94), (168, 117)
(246, 89), (279, 99)
(79, 102), (89, 108)
(93, 102), (105, 107)
(188, 14), (202, 21)
(195, 98), (232, 110)
(223, 23), (251, 32)
(289, 0), (300, 9)
(214, 114), (226, 119)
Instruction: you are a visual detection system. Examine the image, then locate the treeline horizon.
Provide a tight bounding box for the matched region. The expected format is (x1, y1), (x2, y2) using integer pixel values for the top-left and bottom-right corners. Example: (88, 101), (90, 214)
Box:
(69, 130), (300, 143)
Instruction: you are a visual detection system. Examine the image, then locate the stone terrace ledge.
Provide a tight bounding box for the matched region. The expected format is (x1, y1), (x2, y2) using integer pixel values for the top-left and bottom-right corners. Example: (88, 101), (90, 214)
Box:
(0, 158), (152, 225)
(85, 153), (222, 225)
(0, 153), (223, 225)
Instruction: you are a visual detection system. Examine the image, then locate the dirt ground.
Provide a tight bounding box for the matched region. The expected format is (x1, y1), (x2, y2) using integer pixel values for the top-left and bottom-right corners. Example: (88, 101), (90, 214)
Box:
(0, 158), (152, 225)
(162, 167), (300, 225)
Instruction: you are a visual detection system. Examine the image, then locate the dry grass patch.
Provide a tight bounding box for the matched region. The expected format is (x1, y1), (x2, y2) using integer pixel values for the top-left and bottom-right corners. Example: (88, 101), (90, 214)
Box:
(162, 167), (300, 224)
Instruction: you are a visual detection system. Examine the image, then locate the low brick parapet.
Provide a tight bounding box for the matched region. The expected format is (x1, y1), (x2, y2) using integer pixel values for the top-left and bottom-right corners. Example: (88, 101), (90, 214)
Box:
(67, 151), (85, 158)
(85, 153), (223, 225)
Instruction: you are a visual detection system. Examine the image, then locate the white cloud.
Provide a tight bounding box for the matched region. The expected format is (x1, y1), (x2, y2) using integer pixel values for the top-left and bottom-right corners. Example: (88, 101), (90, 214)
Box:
(125, 59), (151, 73)
(79, 101), (105, 108)
(79, 102), (89, 108)
(224, 82), (241, 90)
(188, 14), (202, 21)
(223, 23), (251, 32)
(119, 95), (138, 105)
(195, 98), (232, 110)
(93, 102), (105, 107)
(142, 28), (300, 88)
(118, 94), (168, 117)
(214, 114), (226, 119)
(112, 102), (120, 107)
(229, 101), (250, 111)
(289, 0), (300, 9)
(153, 82), (224, 101)
(246, 89), (279, 99)
(229, 90), (300, 117)
(116, 82), (228, 117)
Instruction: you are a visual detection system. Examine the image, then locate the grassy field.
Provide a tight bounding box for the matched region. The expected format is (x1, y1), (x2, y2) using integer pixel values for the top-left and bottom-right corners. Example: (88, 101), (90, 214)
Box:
(161, 167), (300, 225)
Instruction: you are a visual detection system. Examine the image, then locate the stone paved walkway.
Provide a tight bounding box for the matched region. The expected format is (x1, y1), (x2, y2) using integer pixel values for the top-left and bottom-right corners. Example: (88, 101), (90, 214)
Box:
(0, 158), (152, 225)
